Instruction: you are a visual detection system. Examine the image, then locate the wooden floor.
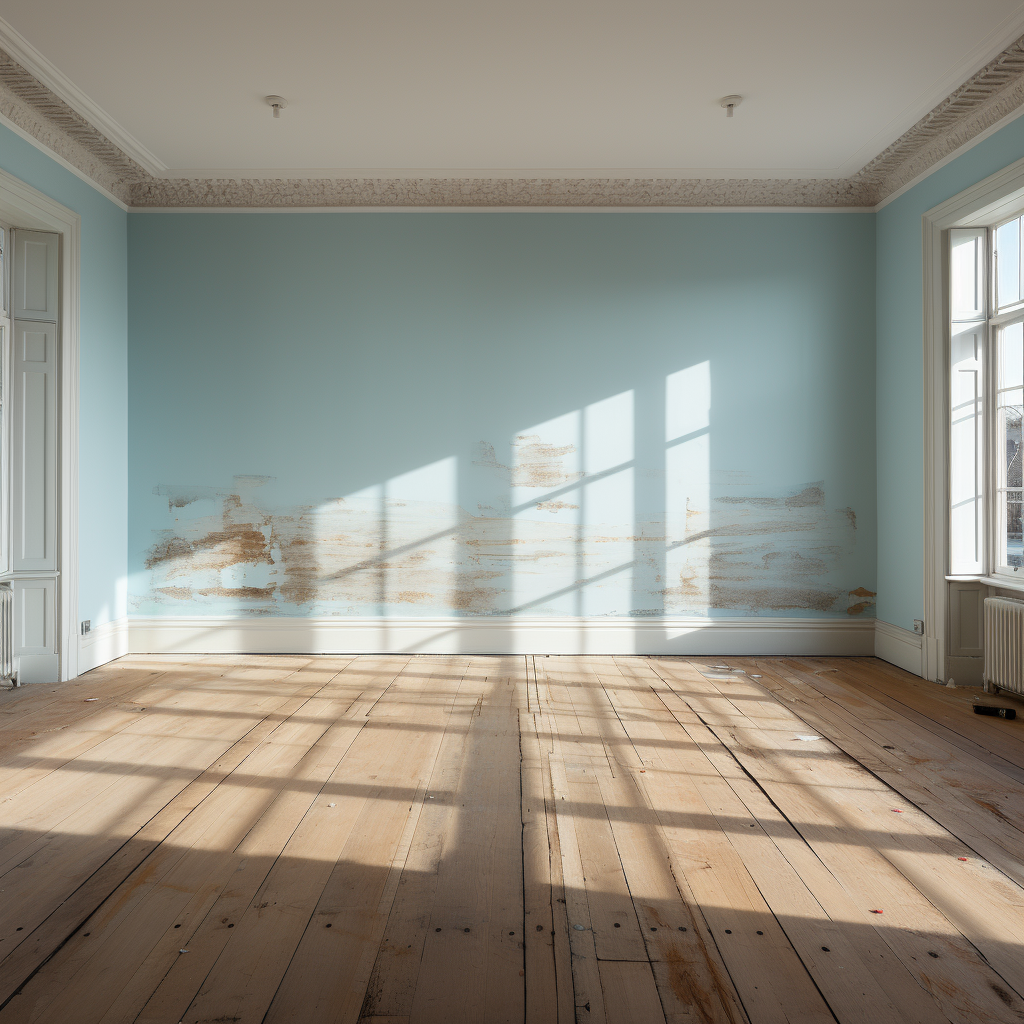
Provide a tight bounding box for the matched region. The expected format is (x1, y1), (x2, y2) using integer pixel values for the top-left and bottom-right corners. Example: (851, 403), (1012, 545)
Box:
(0, 656), (1022, 1024)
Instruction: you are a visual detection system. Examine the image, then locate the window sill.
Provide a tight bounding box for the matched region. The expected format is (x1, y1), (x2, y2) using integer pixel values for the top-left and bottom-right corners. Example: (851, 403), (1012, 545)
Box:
(948, 573), (1024, 595)
(970, 573), (1024, 598)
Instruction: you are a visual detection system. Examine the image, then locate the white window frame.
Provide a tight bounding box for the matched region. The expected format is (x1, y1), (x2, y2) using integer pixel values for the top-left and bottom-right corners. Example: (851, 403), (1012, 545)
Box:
(925, 153), (1024, 683)
(988, 295), (1024, 580)
(946, 214), (1024, 585)
(0, 221), (9, 577)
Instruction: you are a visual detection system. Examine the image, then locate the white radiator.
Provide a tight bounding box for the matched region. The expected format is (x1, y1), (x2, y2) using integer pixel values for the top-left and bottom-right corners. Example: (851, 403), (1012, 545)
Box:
(0, 583), (12, 684)
(984, 596), (1024, 696)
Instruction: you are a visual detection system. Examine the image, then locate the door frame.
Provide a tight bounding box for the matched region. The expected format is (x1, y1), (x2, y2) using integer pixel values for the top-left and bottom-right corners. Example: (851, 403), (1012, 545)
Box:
(0, 166), (80, 681)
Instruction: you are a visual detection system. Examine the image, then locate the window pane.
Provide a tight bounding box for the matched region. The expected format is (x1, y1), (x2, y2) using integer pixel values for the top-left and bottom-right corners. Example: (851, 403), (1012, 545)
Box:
(1007, 407), (1024, 488)
(951, 232), (980, 315)
(1000, 321), (1024, 393)
(997, 217), (1022, 308)
(1007, 489), (1024, 566)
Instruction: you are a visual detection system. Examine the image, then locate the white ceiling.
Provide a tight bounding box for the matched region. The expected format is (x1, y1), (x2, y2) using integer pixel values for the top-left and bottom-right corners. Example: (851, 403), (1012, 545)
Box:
(3, 0), (1024, 178)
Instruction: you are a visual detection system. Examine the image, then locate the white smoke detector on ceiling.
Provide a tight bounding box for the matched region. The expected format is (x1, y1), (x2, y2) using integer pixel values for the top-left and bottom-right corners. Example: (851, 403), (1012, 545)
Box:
(265, 95), (288, 118)
(720, 95), (743, 117)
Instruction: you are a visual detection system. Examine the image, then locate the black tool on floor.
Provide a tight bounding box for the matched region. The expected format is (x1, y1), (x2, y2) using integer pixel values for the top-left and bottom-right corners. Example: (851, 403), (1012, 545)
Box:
(973, 704), (1017, 719)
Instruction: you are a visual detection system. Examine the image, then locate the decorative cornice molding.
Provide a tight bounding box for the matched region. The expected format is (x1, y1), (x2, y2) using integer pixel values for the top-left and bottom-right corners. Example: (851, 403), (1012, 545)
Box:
(5, 32), (1024, 209)
(0, 15), (166, 176)
(0, 49), (145, 204)
(852, 34), (1024, 202)
(127, 175), (875, 209)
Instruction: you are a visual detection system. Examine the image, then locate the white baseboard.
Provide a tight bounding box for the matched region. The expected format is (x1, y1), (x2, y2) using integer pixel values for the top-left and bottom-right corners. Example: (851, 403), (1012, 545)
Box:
(874, 619), (923, 676)
(79, 616), (129, 674)
(128, 615), (875, 657)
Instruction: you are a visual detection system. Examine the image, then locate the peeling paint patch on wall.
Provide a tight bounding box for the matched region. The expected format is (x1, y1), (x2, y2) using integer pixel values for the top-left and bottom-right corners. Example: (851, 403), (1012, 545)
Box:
(661, 482), (863, 615)
(138, 473), (868, 618)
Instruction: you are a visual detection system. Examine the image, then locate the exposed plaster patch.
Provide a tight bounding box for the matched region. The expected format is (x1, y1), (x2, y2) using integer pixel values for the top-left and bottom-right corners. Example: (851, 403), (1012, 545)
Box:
(846, 586), (877, 616)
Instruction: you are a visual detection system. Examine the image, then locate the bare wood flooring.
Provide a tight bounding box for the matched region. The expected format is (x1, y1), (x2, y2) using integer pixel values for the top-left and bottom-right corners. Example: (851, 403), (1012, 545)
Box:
(0, 654), (1022, 1024)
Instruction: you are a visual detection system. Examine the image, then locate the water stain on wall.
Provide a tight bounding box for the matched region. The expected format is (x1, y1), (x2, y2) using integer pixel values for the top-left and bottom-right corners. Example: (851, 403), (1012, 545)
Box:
(846, 586), (877, 616)
(474, 437), (583, 488)
(664, 482), (865, 614)
(141, 474), (869, 617)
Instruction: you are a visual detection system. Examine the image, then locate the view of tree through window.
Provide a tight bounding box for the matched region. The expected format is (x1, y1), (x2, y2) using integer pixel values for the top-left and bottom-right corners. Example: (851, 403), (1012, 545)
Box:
(998, 317), (1024, 567)
(1007, 407), (1023, 565)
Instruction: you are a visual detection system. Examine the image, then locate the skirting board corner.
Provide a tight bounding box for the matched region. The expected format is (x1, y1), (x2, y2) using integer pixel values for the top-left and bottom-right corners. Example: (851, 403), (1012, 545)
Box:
(79, 617), (130, 674)
(873, 619), (924, 677)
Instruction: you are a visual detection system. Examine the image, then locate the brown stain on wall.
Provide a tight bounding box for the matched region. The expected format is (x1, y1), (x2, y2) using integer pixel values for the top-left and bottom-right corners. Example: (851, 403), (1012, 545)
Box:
(197, 586), (276, 600)
(147, 495), (274, 574)
(709, 584), (838, 613)
(450, 587), (504, 612)
(845, 586), (877, 616)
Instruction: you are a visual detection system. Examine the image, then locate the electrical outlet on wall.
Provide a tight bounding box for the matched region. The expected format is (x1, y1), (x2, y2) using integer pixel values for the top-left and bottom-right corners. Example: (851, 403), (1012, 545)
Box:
(913, 619), (924, 635)
(81, 620), (91, 635)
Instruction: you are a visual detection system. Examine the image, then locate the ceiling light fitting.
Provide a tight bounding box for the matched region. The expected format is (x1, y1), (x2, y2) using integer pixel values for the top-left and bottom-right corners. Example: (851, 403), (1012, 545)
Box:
(265, 95), (288, 118)
(720, 95), (742, 118)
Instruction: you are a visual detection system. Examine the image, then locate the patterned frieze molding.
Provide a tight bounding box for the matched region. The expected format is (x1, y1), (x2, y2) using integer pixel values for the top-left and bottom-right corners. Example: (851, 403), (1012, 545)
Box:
(127, 175), (875, 209)
(854, 33), (1024, 201)
(5, 34), (1024, 209)
(0, 49), (145, 204)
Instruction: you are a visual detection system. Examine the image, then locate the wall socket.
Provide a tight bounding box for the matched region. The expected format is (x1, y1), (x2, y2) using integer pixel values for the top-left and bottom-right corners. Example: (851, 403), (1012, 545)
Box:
(913, 619), (924, 635)
(80, 620), (91, 635)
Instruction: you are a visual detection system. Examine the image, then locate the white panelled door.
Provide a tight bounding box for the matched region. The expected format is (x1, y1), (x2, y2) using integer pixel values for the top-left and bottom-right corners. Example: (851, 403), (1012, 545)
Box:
(10, 229), (58, 322)
(12, 320), (57, 572)
(6, 228), (60, 683)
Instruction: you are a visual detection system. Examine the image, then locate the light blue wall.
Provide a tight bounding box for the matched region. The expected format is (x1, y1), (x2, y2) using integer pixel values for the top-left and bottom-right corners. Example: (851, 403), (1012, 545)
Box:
(876, 113), (1024, 631)
(7, 94), (1024, 641)
(128, 211), (876, 619)
(0, 125), (128, 629)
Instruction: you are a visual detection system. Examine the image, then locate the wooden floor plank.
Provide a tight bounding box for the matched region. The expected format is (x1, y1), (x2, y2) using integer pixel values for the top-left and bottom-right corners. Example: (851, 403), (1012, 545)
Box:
(746, 658), (1024, 890)
(0, 672), (343, 1006)
(574, 658), (745, 1024)
(840, 658), (1024, 774)
(520, 708), (559, 1024)
(535, 703), (578, 1024)
(0, 657), (360, 1024)
(620, 662), (946, 1024)
(1, 654), (1023, 1024)
(172, 656), (448, 1024)
(265, 657), (476, 1024)
(356, 659), (488, 1022)
(651, 657), (1024, 1024)
(0, 658), (328, 988)
(406, 658), (526, 1024)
